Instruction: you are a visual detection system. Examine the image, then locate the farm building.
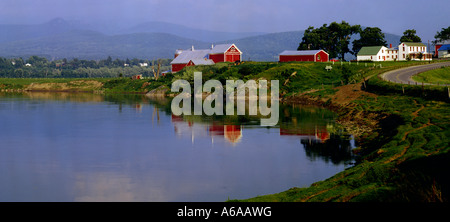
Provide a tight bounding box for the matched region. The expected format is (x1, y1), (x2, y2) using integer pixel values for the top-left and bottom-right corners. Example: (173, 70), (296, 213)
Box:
(434, 40), (450, 57)
(131, 74), (142, 80)
(170, 44), (242, 73)
(438, 44), (450, 58)
(357, 46), (393, 61)
(357, 42), (432, 62)
(398, 42), (432, 61)
(279, 50), (329, 62)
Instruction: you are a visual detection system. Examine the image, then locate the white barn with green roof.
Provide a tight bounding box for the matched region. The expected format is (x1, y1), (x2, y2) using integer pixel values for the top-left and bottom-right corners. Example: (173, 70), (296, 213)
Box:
(357, 46), (389, 61)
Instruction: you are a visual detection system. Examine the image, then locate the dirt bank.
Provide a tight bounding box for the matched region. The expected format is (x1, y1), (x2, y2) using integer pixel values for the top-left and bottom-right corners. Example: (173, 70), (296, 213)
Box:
(282, 82), (384, 139)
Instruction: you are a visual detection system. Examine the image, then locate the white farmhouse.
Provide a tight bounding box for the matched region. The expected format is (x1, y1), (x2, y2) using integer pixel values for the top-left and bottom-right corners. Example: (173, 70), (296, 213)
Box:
(398, 42), (432, 61)
(386, 45), (399, 61)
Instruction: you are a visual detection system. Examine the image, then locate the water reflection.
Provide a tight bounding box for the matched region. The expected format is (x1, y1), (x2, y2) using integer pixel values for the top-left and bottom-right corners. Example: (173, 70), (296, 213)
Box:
(0, 92), (355, 202)
(171, 114), (243, 145)
(165, 99), (351, 150)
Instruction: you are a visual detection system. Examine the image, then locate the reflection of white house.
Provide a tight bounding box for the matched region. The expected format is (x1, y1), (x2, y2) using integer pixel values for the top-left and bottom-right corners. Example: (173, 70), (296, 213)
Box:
(357, 42), (432, 61)
(171, 115), (209, 144)
(171, 115), (243, 145)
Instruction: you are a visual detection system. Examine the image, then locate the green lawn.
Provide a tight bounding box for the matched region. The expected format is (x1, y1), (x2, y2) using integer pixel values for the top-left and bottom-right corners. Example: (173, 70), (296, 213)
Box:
(412, 66), (450, 84)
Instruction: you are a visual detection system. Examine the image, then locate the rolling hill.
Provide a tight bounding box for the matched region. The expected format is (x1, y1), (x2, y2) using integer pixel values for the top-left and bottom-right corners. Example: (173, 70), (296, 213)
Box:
(0, 18), (403, 61)
(0, 29), (211, 60)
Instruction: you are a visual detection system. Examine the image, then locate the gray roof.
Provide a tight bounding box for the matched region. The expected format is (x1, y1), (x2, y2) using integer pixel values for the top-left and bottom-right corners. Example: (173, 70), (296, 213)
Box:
(171, 49), (210, 64)
(279, 50), (326, 56)
(191, 59), (215, 65)
(210, 43), (240, 54)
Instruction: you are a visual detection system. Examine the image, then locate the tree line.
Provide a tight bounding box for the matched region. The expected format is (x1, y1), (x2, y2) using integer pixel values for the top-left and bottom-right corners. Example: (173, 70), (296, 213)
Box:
(298, 21), (450, 60)
(0, 56), (172, 78)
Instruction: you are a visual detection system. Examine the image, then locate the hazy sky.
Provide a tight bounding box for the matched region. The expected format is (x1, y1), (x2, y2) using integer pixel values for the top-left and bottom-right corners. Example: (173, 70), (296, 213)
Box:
(0, 0), (448, 41)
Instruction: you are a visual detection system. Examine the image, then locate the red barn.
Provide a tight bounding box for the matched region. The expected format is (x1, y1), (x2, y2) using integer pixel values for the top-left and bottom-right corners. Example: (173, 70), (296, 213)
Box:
(279, 50), (329, 62)
(208, 44), (242, 63)
(170, 44), (242, 73)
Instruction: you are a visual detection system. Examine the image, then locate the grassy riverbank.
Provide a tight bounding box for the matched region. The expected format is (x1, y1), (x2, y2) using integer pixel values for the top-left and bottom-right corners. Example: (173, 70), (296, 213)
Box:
(238, 77), (450, 202)
(0, 76), (167, 93)
(1, 60), (448, 202)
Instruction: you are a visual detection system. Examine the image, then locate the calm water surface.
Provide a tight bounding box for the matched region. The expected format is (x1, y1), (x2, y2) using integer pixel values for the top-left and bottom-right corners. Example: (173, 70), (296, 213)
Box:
(0, 92), (354, 202)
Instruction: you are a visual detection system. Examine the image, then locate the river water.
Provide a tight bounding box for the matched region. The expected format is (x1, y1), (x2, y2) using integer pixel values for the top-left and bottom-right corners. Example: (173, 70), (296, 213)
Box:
(0, 92), (354, 202)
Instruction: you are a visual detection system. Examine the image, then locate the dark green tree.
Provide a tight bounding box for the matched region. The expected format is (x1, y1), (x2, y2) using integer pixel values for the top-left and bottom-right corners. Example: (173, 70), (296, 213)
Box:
(434, 26), (450, 44)
(400, 29), (422, 43)
(107, 56), (113, 66)
(352, 27), (387, 55)
(298, 21), (360, 60)
(298, 25), (328, 51)
(70, 58), (80, 69)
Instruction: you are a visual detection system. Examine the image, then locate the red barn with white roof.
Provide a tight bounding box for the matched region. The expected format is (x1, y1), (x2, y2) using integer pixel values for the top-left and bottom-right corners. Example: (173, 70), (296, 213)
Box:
(208, 44), (242, 63)
(170, 44), (242, 73)
(279, 50), (329, 62)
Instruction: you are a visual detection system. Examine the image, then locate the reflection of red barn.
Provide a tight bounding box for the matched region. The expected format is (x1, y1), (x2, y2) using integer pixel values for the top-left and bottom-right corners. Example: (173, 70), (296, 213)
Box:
(208, 123), (225, 136)
(280, 125), (330, 143)
(224, 125), (242, 144)
(171, 114), (184, 122)
(279, 50), (329, 62)
(170, 44), (242, 73)
(208, 123), (242, 145)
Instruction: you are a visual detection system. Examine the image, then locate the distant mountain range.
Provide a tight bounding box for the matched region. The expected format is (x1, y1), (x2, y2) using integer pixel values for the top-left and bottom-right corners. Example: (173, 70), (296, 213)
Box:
(0, 18), (403, 61)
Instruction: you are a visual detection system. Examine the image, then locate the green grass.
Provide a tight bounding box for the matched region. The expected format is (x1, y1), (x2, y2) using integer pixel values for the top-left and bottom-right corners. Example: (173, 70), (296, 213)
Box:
(412, 66), (450, 84)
